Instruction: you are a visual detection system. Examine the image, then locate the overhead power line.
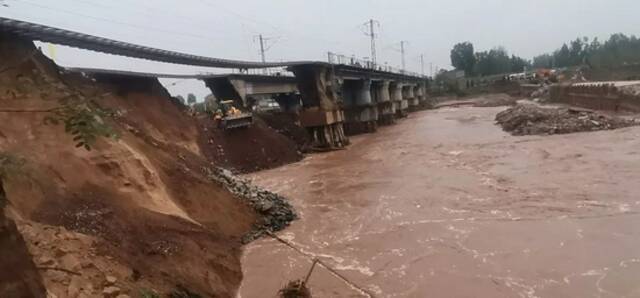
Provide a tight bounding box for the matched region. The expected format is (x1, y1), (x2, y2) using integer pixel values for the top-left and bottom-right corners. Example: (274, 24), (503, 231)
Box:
(254, 34), (280, 62)
(362, 19), (380, 65)
(0, 17), (313, 69)
(192, 0), (349, 50)
(65, 0), (233, 34)
(13, 0), (224, 42)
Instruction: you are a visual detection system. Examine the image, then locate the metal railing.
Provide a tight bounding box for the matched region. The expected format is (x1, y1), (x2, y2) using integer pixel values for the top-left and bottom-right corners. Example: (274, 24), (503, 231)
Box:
(230, 67), (295, 77)
(327, 52), (422, 77)
(0, 17), (313, 69)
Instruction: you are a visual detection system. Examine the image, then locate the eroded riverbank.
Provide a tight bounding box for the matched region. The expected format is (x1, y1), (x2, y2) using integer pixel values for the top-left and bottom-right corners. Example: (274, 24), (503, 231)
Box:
(239, 104), (640, 297)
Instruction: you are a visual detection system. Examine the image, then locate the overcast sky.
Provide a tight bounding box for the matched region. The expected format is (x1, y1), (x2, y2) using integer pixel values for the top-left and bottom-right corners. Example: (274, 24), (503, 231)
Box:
(2, 0), (639, 98)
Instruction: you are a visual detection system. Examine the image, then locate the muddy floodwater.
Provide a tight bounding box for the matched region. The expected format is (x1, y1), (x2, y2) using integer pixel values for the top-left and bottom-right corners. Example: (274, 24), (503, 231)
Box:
(239, 105), (640, 298)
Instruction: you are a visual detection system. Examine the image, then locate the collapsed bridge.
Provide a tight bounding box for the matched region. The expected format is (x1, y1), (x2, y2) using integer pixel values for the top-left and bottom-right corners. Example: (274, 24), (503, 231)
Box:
(1, 17), (429, 149)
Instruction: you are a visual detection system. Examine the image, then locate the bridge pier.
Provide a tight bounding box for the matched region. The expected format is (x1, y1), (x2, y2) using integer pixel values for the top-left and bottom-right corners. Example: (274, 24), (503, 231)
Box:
(391, 82), (407, 118)
(342, 79), (379, 135)
(373, 80), (394, 126)
(405, 84), (419, 111)
(289, 65), (349, 149)
(415, 83), (426, 108)
(399, 84), (409, 117)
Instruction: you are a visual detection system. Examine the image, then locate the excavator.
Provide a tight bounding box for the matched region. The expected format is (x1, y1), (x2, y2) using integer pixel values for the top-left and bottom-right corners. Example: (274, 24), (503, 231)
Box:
(214, 100), (253, 130)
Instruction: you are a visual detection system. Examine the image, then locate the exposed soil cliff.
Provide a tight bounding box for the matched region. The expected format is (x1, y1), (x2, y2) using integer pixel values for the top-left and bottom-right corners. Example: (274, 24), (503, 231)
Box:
(0, 34), (295, 297)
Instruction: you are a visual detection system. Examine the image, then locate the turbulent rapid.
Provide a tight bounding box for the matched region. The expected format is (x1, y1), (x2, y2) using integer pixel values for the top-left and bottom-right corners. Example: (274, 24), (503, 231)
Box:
(239, 102), (640, 297)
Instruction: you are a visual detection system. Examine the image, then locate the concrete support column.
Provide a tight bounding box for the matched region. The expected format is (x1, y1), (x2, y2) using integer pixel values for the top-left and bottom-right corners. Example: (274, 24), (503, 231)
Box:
(405, 84), (419, 111)
(415, 84), (424, 101)
(343, 79), (379, 135)
(290, 65), (349, 149)
(391, 82), (403, 102)
(356, 79), (373, 106)
(416, 83), (427, 108)
(376, 80), (394, 125)
(377, 80), (391, 102)
(389, 82), (401, 118)
(394, 82), (408, 118)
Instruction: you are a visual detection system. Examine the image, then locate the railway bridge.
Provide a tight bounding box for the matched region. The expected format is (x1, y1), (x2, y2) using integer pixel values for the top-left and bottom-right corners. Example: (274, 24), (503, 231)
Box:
(1, 16), (429, 149)
(203, 65), (427, 147)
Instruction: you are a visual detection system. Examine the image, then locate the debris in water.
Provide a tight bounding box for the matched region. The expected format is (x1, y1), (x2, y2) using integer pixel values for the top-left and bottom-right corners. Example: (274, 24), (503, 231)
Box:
(278, 280), (311, 298)
(495, 104), (639, 136)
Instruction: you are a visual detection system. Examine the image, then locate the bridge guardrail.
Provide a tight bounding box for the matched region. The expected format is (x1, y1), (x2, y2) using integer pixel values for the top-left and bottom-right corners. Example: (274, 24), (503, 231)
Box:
(327, 52), (422, 78)
(230, 67), (295, 77)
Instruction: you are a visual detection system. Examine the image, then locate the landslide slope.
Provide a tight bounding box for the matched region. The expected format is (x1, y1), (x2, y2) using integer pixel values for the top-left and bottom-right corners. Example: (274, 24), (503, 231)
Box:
(0, 34), (271, 297)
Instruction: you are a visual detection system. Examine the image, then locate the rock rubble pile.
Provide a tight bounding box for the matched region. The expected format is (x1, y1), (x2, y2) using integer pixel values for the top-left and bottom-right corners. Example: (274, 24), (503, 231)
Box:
(496, 104), (639, 136)
(204, 167), (297, 242)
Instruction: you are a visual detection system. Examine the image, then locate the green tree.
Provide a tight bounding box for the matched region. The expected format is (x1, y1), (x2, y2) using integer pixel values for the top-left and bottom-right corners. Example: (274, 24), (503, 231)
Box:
(473, 47), (522, 76)
(44, 98), (117, 151)
(555, 44), (571, 67)
(533, 33), (640, 69)
(533, 53), (554, 69)
(450, 42), (476, 76)
(510, 55), (530, 73)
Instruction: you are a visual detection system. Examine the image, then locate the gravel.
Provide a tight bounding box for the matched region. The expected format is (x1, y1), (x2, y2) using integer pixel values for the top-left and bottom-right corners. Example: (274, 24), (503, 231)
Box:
(203, 167), (297, 242)
(496, 104), (640, 136)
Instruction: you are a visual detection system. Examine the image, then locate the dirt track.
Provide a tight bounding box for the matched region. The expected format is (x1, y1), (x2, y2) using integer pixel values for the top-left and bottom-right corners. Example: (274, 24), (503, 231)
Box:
(240, 103), (640, 297)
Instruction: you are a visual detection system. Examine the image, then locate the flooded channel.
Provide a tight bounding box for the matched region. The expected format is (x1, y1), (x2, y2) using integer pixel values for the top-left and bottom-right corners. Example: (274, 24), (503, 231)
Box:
(239, 105), (640, 297)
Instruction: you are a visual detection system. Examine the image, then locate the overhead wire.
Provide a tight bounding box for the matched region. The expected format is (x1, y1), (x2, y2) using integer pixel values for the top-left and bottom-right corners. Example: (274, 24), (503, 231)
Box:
(66, 0), (238, 36)
(13, 0), (229, 43)
(191, 0), (350, 51)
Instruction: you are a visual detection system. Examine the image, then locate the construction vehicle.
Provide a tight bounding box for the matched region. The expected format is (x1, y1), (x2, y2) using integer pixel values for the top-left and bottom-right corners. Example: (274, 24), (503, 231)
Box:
(215, 100), (253, 130)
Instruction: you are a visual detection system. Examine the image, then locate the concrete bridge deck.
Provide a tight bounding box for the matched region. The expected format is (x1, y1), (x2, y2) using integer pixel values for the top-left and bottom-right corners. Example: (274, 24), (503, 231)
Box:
(3, 10), (434, 150)
(69, 66), (430, 149)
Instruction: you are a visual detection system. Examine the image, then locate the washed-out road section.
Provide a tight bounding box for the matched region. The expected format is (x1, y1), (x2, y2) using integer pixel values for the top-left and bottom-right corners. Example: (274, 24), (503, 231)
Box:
(239, 103), (640, 297)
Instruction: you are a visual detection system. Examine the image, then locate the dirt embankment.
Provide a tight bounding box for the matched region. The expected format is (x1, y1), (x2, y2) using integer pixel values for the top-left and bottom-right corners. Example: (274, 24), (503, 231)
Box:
(433, 93), (519, 109)
(256, 112), (311, 152)
(0, 34), (295, 297)
(496, 103), (640, 136)
(197, 115), (303, 174)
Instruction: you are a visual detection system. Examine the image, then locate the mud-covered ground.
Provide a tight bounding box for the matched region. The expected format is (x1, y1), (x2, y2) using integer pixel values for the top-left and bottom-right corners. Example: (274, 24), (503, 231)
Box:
(240, 103), (640, 297)
(496, 103), (640, 136)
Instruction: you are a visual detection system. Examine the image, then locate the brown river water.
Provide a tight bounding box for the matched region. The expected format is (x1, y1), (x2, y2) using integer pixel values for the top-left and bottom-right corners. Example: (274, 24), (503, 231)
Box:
(239, 105), (640, 298)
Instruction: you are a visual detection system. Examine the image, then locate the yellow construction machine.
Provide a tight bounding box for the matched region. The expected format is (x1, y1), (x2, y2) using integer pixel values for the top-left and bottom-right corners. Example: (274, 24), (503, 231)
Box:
(214, 100), (253, 130)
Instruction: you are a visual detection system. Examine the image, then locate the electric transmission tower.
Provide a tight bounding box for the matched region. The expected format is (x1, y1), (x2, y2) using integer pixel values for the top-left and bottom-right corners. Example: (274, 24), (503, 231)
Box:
(254, 34), (280, 74)
(362, 19), (380, 66)
(400, 40), (408, 72)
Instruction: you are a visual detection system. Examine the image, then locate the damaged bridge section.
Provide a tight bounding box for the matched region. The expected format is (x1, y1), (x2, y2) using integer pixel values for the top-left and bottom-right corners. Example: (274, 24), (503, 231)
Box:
(290, 64), (349, 149)
(2, 16), (430, 151)
(202, 64), (429, 149)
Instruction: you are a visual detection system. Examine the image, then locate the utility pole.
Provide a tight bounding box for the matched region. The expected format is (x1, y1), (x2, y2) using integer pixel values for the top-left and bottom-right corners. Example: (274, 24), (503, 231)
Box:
(420, 54), (425, 77)
(255, 34), (279, 74)
(363, 19), (380, 67)
(258, 34), (266, 63)
(400, 41), (407, 72)
(430, 62), (433, 77)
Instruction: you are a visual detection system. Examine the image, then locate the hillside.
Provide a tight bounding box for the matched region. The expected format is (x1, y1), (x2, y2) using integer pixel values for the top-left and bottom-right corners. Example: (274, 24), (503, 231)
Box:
(0, 34), (294, 297)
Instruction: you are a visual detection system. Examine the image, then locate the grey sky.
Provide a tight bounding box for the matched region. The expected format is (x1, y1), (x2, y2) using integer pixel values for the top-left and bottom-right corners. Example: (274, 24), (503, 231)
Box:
(2, 0), (639, 99)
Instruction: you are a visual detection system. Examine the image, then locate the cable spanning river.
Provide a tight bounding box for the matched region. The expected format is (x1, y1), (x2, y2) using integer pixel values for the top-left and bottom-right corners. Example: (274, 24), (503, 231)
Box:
(239, 103), (640, 297)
